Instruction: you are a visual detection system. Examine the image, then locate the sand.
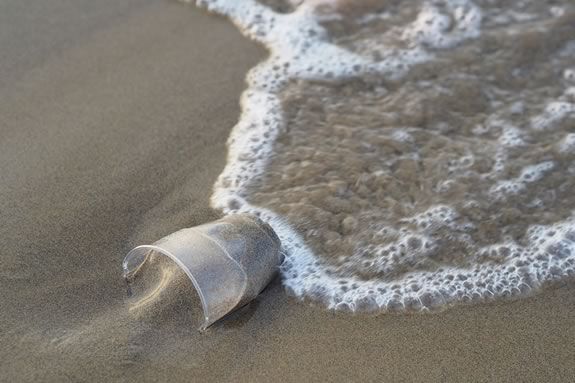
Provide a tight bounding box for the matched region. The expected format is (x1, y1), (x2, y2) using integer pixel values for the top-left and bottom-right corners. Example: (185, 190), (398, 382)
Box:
(1, 0), (574, 382)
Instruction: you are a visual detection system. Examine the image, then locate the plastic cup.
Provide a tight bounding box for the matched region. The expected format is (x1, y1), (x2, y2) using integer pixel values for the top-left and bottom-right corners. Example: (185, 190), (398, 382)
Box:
(123, 214), (282, 331)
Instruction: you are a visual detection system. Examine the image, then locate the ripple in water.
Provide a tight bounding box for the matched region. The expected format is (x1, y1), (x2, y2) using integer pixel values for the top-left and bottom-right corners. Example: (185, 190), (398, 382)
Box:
(189, 0), (575, 312)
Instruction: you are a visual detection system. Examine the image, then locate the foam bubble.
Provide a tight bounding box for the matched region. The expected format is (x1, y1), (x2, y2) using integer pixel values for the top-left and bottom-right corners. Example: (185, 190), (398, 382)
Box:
(531, 101), (575, 131)
(402, 0), (482, 49)
(490, 162), (555, 200)
(558, 133), (575, 153)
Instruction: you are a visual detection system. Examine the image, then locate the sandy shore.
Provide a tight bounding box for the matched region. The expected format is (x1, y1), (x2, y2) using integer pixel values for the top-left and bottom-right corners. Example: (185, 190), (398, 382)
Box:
(1, 0), (574, 381)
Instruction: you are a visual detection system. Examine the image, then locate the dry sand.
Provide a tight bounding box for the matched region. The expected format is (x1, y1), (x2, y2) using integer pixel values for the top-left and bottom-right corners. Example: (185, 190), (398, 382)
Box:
(1, 0), (574, 382)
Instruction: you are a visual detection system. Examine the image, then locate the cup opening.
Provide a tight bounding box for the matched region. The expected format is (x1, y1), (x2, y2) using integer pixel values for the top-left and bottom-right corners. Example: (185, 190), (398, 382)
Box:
(124, 245), (212, 331)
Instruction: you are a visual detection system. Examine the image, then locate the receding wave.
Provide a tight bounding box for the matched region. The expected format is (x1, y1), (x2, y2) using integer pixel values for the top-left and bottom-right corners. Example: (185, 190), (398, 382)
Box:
(189, 0), (575, 312)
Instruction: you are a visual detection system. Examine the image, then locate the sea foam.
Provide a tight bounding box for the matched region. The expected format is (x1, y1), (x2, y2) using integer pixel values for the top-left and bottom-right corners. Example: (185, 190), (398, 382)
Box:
(189, 0), (575, 312)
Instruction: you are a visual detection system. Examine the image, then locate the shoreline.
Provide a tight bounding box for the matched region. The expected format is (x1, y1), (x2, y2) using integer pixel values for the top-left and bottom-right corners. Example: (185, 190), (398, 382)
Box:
(1, 1), (574, 381)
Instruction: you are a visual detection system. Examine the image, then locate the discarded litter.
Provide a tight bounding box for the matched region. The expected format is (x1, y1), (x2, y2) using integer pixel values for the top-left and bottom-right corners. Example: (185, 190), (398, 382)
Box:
(123, 214), (282, 331)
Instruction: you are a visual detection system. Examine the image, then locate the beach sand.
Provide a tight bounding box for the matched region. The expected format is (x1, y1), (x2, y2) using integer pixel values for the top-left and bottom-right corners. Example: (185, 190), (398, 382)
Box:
(1, 0), (574, 381)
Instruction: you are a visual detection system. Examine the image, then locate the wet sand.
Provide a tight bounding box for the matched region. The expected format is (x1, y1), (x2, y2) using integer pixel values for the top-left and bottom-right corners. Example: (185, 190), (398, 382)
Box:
(1, 1), (574, 382)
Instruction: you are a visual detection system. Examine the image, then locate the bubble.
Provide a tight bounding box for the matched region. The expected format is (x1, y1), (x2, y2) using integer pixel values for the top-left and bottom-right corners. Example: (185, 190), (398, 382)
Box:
(547, 241), (572, 259)
(355, 296), (379, 312)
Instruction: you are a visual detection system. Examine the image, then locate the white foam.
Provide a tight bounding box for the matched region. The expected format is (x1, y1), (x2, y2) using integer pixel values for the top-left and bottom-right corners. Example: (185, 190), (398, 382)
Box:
(558, 133), (575, 153)
(550, 6), (566, 18)
(490, 161), (555, 200)
(402, 0), (482, 49)
(189, 0), (575, 312)
(531, 101), (575, 130)
(499, 126), (526, 148)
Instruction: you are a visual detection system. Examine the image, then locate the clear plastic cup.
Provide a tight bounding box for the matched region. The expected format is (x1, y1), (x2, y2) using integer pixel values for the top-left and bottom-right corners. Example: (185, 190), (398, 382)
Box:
(123, 214), (282, 331)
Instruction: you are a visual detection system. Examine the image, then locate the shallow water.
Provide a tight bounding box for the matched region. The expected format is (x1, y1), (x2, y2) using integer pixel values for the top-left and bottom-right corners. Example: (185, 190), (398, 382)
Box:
(193, 0), (575, 312)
